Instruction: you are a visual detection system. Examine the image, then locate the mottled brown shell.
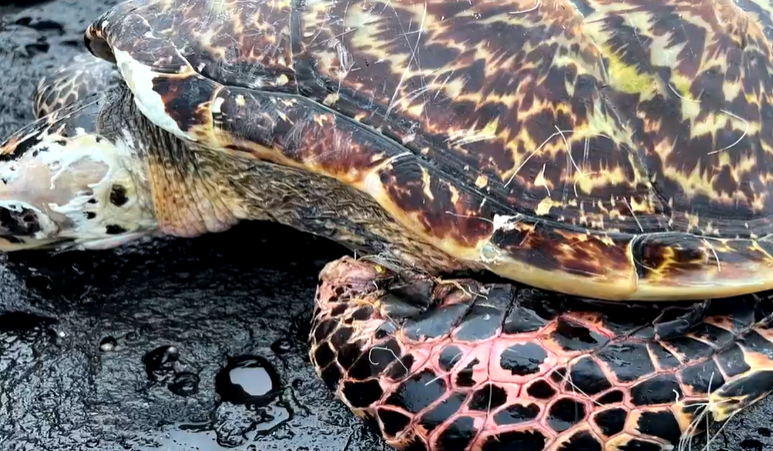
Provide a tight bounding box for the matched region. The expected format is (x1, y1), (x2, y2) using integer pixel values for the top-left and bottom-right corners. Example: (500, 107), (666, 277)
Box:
(84, 0), (773, 301)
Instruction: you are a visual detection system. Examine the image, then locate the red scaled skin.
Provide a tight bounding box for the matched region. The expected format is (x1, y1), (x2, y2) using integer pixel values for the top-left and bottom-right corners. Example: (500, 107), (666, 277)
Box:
(310, 257), (773, 451)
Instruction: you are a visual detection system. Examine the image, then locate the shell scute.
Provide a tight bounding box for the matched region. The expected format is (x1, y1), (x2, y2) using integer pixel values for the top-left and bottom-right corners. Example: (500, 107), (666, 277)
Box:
(377, 407), (412, 438)
(492, 401), (543, 426)
(89, 0), (297, 90)
(152, 74), (219, 136)
(596, 343), (656, 384)
(86, 0), (773, 300)
(310, 257), (773, 450)
(552, 429), (603, 451)
(629, 409), (683, 447)
(419, 391), (467, 434)
(591, 406), (628, 438)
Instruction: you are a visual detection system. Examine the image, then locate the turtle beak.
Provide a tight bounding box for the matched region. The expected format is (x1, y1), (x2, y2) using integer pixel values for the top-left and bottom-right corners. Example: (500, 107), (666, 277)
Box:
(0, 122), (160, 253)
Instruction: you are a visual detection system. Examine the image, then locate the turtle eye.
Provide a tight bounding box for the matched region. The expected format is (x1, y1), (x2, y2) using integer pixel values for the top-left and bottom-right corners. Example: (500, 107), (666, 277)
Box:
(109, 184), (128, 207)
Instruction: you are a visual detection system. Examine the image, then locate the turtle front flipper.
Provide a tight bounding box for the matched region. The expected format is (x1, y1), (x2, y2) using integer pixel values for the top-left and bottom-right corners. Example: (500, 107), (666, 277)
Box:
(0, 88), (159, 252)
(33, 53), (122, 124)
(310, 256), (773, 451)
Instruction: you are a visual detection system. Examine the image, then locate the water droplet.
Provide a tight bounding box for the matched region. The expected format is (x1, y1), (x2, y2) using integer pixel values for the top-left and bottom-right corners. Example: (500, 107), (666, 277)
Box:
(168, 371), (199, 397)
(99, 336), (117, 352)
(142, 345), (179, 382)
(271, 338), (292, 354)
(215, 355), (281, 406)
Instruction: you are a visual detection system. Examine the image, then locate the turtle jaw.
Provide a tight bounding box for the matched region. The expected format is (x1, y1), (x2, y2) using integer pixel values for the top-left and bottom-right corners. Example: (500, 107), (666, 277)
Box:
(0, 125), (160, 253)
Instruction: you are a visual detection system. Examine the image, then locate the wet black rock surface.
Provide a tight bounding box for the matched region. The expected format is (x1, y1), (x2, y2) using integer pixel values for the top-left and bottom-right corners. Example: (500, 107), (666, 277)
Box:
(0, 4), (387, 450)
(1, 1), (773, 451)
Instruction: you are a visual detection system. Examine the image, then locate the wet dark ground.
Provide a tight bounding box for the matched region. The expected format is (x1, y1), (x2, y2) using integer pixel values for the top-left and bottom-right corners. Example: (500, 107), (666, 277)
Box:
(0, 2), (386, 450)
(0, 2), (773, 451)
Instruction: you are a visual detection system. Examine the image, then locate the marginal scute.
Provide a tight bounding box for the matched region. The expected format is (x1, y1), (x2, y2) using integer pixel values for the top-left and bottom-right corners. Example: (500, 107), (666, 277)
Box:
(312, 341), (335, 369)
(151, 74), (217, 135)
(377, 408), (411, 438)
(337, 339), (366, 371)
(635, 410), (683, 447)
(320, 363), (343, 391)
(313, 318), (337, 343)
(329, 326), (353, 349)
(342, 379), (384, 408)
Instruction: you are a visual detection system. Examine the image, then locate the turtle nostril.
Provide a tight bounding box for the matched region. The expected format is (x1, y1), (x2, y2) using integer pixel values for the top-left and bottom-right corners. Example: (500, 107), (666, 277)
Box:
(0, 206), (42, 236)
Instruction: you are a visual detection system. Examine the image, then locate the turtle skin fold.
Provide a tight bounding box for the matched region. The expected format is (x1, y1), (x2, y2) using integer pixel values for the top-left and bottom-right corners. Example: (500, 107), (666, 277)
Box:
(310, 257), (773, 451)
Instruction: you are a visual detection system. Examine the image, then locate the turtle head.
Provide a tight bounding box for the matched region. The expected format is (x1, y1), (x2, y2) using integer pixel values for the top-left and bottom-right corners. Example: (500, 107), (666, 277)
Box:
(0, 119), (160, 252)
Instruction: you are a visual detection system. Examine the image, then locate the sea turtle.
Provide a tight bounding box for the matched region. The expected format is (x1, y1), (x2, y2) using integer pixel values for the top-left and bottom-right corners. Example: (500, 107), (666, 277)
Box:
(2, 0), (773, 450)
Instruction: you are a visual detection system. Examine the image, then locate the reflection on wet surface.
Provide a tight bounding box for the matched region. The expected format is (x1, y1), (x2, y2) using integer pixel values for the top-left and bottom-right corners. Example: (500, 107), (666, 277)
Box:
(216, 355), (281, 406)
(0, 221), (390, 451)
